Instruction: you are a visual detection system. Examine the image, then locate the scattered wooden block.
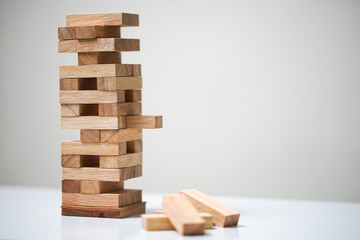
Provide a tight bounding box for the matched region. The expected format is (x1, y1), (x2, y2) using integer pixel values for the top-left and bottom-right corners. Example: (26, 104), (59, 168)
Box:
(99, 102), (142, 116)
(100, 129), (142, 143)
(62, 165), (142, 181)
(66, 13), (139, 27)
(127, 140), (142, 153)
(60, 78), (97, 90)
(80, 180), (124, 194)
(125, 90), (142, 102)
(58, 26), (120, 40)
(61, 201), (146, 218)
(61, 141), (126, 155)
(61, 116), (126, 129)
(61, 104), (98, 117)
(100, 153), (142, 168)
(80, 130), (100, 143)
(162, 195), (205, 235)
(59, 64), (141, 78)
(59, 90), (125, 104)
(126, 115), (162, 129)
(78, 52), (121, 65)
(179, 189), (240, 227)
(61, 155), (99, 168)
(62, 180), (80, 193)
(97, 77), (142, 90)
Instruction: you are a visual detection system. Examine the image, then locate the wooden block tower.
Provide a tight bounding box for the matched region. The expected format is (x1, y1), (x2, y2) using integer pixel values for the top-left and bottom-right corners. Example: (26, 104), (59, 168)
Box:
(58, 13), (162, 218)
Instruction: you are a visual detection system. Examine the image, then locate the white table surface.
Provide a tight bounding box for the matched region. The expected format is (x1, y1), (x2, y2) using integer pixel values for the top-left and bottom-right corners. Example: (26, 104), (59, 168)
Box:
(0, 186), (359, 240)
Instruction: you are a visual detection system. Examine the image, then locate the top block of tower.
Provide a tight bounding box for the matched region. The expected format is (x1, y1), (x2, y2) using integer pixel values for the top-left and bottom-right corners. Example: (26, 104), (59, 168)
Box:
(66, 13), (139, 27)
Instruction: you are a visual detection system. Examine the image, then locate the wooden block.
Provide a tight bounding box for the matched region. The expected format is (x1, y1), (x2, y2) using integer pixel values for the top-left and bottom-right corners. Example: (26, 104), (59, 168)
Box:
(80, 180), (124, 194)
(99, 102), (141, 117)
(62, 165), (142, 181)
(59, 64), (140, 78)
(100, 129), (142, 143)
(61, 141), (126, 155)
(61, 155), (99, 168)
(97, 77), (142, 90)
(59, 90), (125, 104)
(62, 189), (141, 207)
(125, 90), (142, 102)
(127, 140), (142, 153)
(62, 180), (80, 193)
(60, 78), (97, 90)
(61, 201), (146, 218)
(58, 26), (120, 40)
(179, 189), (240, 227)
(126, 116), (162, 129)
(58, 38), (139, 53)
(78, 52), (121, 65)
(162, 195), (205, 235)
(61, 104), (98, 117)
(80, 130), (100, 143)
(61, 116), (126, 129)
(100, 153), (142, 168)
(142, 213), (213, 231)
(66, 13), (139, 27)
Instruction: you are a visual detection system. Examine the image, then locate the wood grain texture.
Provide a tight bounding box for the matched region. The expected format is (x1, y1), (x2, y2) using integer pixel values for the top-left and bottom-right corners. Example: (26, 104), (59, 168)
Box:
(80, 180), (124, 194)
(60, 78), (97, 90)
(179, 189), (240, 227)
(62, 165), (142, 181)
(58, 26), (120, 40)
(127, 140), (142, 153)
(100, 129), (142, 143)
(99, 102), (142, 116)
(162, 195), (205, 235)
(59, 90), (125, 104)
(125, 90), (142, 102)
(66, 13), (139, 27)
(61, 141), (126, 155)
(61, 116), (126, 129)
(61, 104), (98, 116)
(59, 64), (140, 78)
(62, 189), (141, 207)
(80, 130), (100, 143)
(97, 77), (142, 90)
(61, 201), (146, 218)
(126, 115), (162, 129)
(78, 52), (121, 65)
(62, 180), (80, 193)
(61, 155), (99, 168)
(100, 153), (142, 168)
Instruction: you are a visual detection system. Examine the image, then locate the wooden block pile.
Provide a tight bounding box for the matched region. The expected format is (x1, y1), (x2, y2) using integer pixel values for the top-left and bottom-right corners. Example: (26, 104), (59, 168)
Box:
(58, 13), (162, 218)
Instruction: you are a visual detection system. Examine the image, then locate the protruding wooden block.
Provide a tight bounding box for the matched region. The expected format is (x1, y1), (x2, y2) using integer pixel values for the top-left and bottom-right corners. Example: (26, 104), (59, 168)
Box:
(61, 116), (126, 129)
(61, 141), (126, 155)
(99, 102), (142, 116)
(126, 116), (162, 129)
(179, 189), (240, 227)
(127, 140), (142, 153)
(80, 180), (124, 194)
(78, 52), (121, 65)
(61, 201), (146, 218)
(60, 78), (97, 90)
(162, 195), (205, 235)
(59, 64), (140, 78)
(59, 90), (125, 104)
(100, 129), (142, 143)
(66, 13), (139, 27)
(62, 165), (142, 181)
(100, 153), (142, 168)
(80, 130), (100, 143)
(58, 26), (120, 40)
(61, 104), (98, 116)
(62, 180), (80, 193)
(125, 90), (142, 102)
(61, 155), (99, 168)
(97, 77), (142, 90)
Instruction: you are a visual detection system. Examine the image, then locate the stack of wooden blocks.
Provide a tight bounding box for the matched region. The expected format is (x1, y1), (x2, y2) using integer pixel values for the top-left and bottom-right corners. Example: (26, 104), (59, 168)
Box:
(58, 13), (162, 218)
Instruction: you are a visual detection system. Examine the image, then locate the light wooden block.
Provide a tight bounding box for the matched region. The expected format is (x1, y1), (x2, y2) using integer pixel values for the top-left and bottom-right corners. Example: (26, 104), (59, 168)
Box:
(125, 90), (142, 102)
(80, 180), (124, 194)
(58, 26), (120, 40)
(61, 116), (126, 129)
(61, 141), (126, 155)
(126, 115), (162, 129)
(59, 64), (140, 78)
(100, 153), (142, 168)
(127, 140), (142, 153)
(179, 189), (240, 227)
(59, 90), (125, 104)
(61, 155), (99, 168)
(162, 195), (205, 235)
(62, 165), (142, 181)
(61, 201), (146, 218)
(62, 180), (80, 193)
(78, 52), (121, 65)
(61, 104), (98, 117)
(60, 78), (97, 90)
(99, 102), (142, 117)
(100, 129), (142, 143)
(97, 77), (142, 90)
(80, 130), (100, 143)
(66, 13), (139, 27)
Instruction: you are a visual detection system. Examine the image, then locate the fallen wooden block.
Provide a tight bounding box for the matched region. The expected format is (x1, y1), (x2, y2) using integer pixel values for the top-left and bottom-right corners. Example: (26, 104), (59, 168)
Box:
(99, 102), (142, 116)
(61, 141), (126, 155)
(61, 104), (98, 117)
(60, 78), (97, 90)
(100, 153), (142, 168)
(100, 129), (142, 143)
(66, 13), (139, 27)
(126, 115), (162, 129)
(62, 180), (80, 193)
(179, 189), (240, 227)
(97, 77), (142, 90)
(61, 155), (99, 168)
(80, 180), (124, 194)
(58, 26), (120, 40)
(60, 90), (125, 104)
(154, 211), (213, 229)
(162, 195), (205, 235)
(61, 116), (126, 129)
(78, 52), (121, 65)
(62, 165), (142, 181)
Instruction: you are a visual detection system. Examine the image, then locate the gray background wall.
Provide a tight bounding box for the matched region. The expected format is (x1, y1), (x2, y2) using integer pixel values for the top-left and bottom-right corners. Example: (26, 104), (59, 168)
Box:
(0, 0), (359, 202)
